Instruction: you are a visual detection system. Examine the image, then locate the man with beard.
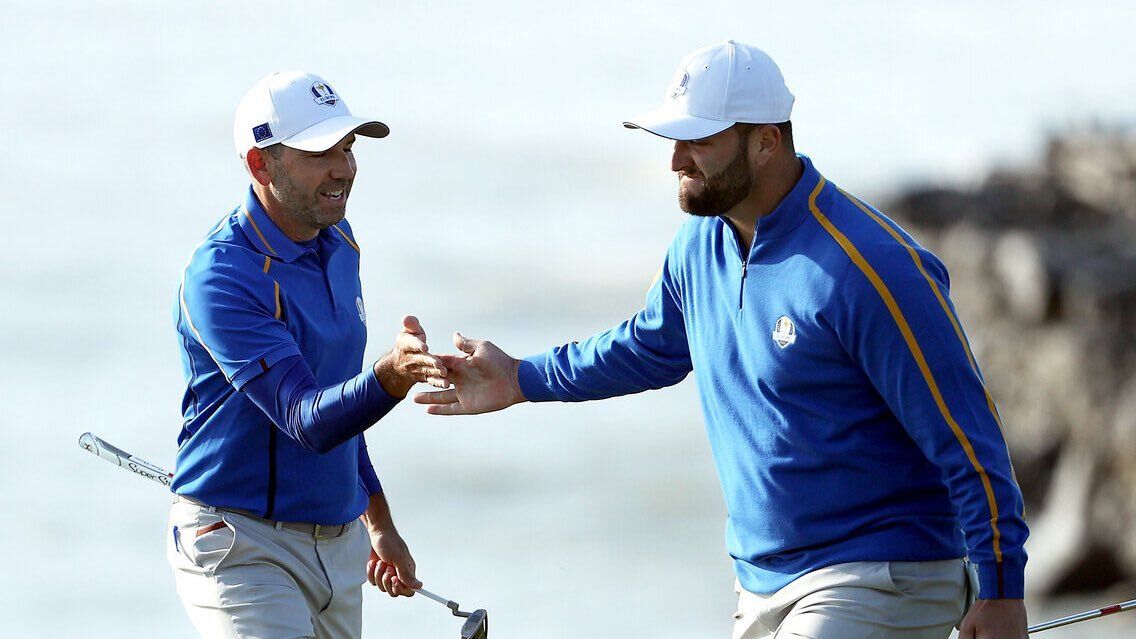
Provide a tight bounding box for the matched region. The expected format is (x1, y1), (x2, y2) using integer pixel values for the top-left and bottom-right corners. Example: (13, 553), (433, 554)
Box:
(415, 42), (1029, 639)
(170, 71), (448, 638)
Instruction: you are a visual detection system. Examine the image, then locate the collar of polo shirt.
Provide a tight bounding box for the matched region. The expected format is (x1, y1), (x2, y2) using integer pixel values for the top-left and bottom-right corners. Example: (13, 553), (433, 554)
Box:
(238, 188), (357, 263)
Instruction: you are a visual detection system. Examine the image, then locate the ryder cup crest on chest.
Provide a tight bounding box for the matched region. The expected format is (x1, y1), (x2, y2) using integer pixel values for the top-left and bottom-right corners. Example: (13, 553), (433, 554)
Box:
(355, 297), (367, 325)
(772, 315), (797, 348)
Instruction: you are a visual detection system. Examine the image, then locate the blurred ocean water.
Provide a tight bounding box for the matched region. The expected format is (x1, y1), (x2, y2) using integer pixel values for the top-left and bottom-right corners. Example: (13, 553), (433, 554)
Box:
(3, 1), (1135, 636)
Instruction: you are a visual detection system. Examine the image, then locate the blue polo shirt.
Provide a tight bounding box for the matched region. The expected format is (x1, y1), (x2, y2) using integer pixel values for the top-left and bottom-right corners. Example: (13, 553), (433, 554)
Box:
(173, 187), (376, 524)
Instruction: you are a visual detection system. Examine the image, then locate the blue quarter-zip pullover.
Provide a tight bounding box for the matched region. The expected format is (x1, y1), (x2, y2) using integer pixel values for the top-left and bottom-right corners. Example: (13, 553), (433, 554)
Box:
(518, 155), (1028, 599)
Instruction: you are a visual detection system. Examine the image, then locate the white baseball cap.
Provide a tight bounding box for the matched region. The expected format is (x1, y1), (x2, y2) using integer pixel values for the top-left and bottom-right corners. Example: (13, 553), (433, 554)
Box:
(624, 40), (794, 141)
(233, 71), (389, 158)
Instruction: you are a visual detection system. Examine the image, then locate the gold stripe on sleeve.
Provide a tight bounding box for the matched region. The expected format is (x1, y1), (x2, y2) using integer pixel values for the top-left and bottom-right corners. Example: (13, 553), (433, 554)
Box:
(836, 188), (1006, 431)
(262, 255), (271, 273)
(807, 178), (1004, 564)
(273, 281), (282, 320)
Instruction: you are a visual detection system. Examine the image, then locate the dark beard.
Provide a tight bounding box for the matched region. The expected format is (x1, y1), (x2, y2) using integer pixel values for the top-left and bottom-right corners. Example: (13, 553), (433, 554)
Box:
(268, 163), (349, 230)
(678, 140), (752, 217)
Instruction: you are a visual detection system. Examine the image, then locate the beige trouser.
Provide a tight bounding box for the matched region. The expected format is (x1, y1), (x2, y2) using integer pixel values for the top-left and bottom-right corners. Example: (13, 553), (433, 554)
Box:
(732, 559), (972, 639)
(166, 498), (371, 639)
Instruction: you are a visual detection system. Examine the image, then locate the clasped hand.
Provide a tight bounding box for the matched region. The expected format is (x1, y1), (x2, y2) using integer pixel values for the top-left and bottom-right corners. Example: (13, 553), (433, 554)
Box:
(373, 315), (450, 398)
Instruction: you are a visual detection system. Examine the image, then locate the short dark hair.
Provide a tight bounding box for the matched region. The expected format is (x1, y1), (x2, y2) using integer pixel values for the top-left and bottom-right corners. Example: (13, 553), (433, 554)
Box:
(734, 121), (794, 153)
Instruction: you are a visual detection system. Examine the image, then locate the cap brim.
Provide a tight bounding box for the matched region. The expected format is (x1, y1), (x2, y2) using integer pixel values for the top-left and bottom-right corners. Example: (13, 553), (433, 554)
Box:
(280, 115), (390, 152)
(623, 108), (734, 141)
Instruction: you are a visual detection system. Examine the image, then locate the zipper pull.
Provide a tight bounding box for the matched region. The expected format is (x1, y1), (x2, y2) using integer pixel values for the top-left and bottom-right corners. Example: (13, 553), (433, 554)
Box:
(738, 259), (748, 311)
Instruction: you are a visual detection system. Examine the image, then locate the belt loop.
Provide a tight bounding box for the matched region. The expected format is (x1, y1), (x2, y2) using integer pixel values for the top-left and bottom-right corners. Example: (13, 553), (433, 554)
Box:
(275, 521), (283, 531)
(314, 524), (323, 538)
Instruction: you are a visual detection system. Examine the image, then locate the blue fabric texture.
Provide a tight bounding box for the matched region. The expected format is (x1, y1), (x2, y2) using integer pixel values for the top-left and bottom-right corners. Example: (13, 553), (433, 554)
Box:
(174, 187), (391, 524)
(242, 355), (397, 457)
(242, 355), (392, 494)
(518, 155), (1028, 599)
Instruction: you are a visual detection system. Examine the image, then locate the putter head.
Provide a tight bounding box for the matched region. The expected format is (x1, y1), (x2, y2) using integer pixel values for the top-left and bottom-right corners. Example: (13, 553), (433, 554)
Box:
(460, 609), (488, 639)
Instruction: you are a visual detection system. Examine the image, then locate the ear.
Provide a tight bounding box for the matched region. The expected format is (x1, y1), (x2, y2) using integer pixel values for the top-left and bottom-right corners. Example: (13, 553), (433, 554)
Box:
(756, 125), (782, 156)
(245, 147), (272, 187)
(746, 125), (782, 168)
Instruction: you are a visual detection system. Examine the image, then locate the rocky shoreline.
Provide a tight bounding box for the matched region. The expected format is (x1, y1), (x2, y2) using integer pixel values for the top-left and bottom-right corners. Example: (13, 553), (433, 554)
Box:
(883, 128), (1136, 597)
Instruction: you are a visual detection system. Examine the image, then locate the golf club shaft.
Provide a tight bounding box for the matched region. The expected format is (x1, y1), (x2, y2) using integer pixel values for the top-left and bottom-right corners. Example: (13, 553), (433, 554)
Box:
(416, 587), (454, 607)
(1028, 598), (1136, 633)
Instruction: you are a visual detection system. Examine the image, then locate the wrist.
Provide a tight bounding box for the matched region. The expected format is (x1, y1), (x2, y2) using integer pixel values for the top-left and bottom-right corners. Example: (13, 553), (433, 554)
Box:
(365, 520), (399, 537)
(374, 353), (412, 398)
(974, 557), (1026, 600)
(510, 357), (527, 404)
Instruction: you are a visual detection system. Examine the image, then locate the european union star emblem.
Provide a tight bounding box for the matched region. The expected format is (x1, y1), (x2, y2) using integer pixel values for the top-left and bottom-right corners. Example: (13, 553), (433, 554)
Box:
(252, 123), (273, 143)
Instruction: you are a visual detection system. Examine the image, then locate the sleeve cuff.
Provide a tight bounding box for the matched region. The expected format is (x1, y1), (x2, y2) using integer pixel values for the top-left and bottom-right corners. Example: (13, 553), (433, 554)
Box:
(517, 355), (558, 402)
(361, 473), (383, 496)
(367, 364), (403, 408)
(974, 557), (1026, 599)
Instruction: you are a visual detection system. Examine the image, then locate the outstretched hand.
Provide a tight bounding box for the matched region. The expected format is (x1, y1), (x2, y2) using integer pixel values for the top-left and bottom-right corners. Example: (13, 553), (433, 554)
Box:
(374, 315), (449, 398)
(413, 332), (526, 415)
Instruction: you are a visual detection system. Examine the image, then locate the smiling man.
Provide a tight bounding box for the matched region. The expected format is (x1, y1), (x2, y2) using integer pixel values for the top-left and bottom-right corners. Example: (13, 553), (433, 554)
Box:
(416, 42), (1030, 639)
(169, 72), (447, 638)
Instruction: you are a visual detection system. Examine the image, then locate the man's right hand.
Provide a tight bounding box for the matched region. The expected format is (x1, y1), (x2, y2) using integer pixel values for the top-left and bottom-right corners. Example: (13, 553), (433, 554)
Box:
(413, 332), (526, 415)
(373, 315), (449, 398)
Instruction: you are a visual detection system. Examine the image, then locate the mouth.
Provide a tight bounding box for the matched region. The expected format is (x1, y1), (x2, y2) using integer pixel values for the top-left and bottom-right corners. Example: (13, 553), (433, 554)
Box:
(319, 188), (346, 203)
(679, 174), (705, 189)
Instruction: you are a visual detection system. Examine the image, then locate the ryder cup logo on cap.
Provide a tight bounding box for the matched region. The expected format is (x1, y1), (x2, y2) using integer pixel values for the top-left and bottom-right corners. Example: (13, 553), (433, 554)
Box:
(233, 71), (389, 158)
(310, 81), (338, 106)
(624, 40), (794, 141)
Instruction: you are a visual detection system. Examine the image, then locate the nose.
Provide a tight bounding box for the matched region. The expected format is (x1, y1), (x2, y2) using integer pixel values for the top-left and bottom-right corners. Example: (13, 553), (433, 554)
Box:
(671, 141), (693, 173)
(328, 147), (356, 181)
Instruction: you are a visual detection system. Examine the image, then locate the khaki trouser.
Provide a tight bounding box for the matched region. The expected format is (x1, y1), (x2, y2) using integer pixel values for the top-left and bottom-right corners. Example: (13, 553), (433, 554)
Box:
(166, 498), (371, 639)
(732, 559), (971, 639)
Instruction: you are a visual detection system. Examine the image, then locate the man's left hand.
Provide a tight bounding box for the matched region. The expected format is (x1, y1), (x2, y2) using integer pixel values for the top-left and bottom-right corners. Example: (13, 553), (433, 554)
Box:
(366, 530), (421, 598)
(958, 598), (1028, 638)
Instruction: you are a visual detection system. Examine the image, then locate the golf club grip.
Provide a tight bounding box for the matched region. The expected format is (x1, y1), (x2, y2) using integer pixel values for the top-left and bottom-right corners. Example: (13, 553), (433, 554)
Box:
(79, 432), (174, 487)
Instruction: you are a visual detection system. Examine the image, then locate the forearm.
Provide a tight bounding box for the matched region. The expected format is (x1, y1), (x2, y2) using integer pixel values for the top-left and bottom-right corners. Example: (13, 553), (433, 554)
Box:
(519, 312), (691, 402)
(359, 490), (399, 534)
(243, 355), (402, 454)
